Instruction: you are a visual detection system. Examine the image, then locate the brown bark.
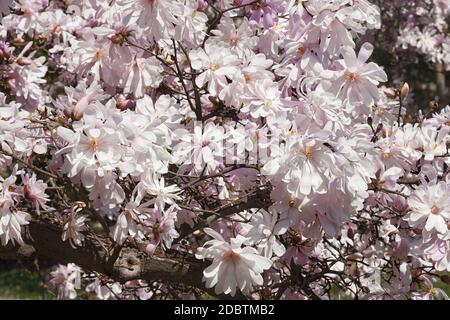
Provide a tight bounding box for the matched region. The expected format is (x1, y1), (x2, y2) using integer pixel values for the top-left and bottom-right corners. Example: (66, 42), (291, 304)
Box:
(0, 221), (203, 284)
(0, 190), (267, 299)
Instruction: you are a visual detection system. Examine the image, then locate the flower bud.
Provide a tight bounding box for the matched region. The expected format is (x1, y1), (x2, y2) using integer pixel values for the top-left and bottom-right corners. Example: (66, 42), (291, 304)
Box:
(13, 35), (25, 45)
(383, 88), (397, 98)
(208, 96), (220, 105)
(72, 96), (89, 121)
(400, 82), (409, 100)
(347, 227), (355, 239)
(16, 57), (32, 66)
(116, 95), (135, 110)
(0, 50), (10, 60)
(197, 0), (208, 12)
(164, 56), (175, 65)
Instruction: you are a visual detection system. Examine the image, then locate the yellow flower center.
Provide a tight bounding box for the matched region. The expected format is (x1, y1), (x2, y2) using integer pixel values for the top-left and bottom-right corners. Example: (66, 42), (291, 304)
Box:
(288, 198), (296, 208)
(89, 139), (101, 151)
(381, 152), (391, 160)
(303, 147), (314, 160)
(94, 50), (103, 61)
(346, 72), (358, 82)
(224, 249), (240, 263)
(297, 47), (306, 57)
(431, 205), (440, 215)
(210, 63), (219, 71)
(243, 72), (252, 83)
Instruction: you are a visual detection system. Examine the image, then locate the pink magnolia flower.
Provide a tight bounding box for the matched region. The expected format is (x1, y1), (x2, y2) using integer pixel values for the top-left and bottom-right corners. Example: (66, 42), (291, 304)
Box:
(331, 43), (387, 107)
(144, 204), (179, 255)
(21, 173), (49, 214)
(134, 172), (181, 208)
(85, 279), (123, 300)
(191, 43), (240, 95)
(111, 200), (147, 245)
(244, 0), (285, 29)
(48, 263), (82, 300)
(240, 209), (286, 258)
(62, 204), (88, 248)
(195, 228), (273, 296)
(407, 181), (450, 235)
(123, 56), (163, 98)
(0, 172), (30, 246)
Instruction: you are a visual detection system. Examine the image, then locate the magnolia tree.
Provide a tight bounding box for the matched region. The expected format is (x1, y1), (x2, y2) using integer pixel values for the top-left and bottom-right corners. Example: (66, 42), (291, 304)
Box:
(0, 0), (449, 300)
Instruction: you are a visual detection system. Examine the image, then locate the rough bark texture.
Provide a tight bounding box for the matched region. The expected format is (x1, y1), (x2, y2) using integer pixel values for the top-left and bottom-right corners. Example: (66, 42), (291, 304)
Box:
(0, 193), (262, 299)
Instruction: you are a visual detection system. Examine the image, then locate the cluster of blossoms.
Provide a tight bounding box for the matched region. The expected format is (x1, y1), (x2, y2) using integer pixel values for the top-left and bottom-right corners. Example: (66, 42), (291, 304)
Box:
(372, 0), (450, 108)
(390, 0), (450, 69)
(0, 0), (449, 300)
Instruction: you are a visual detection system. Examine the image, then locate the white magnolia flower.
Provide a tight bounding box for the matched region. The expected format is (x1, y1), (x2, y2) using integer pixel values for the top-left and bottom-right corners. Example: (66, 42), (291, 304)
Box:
(111, 200), (146, 245)
(241, 79), (286, 118)
(240, 209), (286, 258)
(56, 126), (123, 189)
(135, 172), (181, 208)
(49, 263), (82, 300)
(191, 43), (240, 95)
(123, 56), (163, 98)
(0, 172), (30, 246)
(331, 43), (387, 107)
(173, 122), (226, 173)
(407, 181), (450, 235)
(195, 228), (272, 296)
(62, 204), (88, 248)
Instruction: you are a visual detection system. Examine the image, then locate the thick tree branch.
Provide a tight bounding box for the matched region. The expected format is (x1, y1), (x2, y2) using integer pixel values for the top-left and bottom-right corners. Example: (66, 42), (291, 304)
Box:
(0, 220), (239, 299)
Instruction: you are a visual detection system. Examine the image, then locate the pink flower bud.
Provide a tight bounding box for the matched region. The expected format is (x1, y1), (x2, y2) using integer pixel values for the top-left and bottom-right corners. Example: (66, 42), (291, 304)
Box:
(16, 57), (32, 66)
(401, 82), (409, 100)
(197, 0), (208, 12)
(72, 96), (89, 120)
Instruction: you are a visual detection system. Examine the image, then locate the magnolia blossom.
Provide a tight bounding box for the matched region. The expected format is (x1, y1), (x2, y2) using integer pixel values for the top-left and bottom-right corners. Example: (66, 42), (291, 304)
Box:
(123, 57), (163, 98)
(56, 125), (123, 189)
(119, 0), (182, 41)
(407, 181), (450, 235)
(191, 43), (240, 95)
(0, 172), (30, 246)
(244, 0), (285, 28)
(111, 200), (145, 245)
(86, 279), (123, 300)
(0, 205), (30, 246)
(211, 17), (257, 57)
(134, 173), (181, 208)
(1, 0), (449, 301)
(421, 125), (449, 161)
(144, 205), (179, 255)
(240, 209), (286, 258)
(331, 43), (388, 107)
(241, 79), (286, 118)
(62, 204), (88, 248)
(263, 131), (335, 197)
(196, 228), (273, 296)
(48, 263), (82, 300)
(21, 173), (49, 214)
(173, 122), (226, 173)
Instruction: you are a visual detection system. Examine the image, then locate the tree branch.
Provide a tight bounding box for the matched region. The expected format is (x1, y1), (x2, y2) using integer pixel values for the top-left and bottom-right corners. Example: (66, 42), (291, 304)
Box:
(0, 220), (240, 299)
